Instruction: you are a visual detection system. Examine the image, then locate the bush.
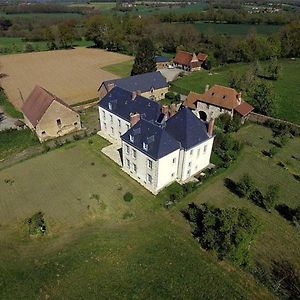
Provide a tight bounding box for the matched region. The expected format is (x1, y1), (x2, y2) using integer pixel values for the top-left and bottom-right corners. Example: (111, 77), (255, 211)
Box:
(27, 211), (46, 235)
(235, 174), (255, 198)
(123, 192), (133, 202)
(165, 91), (175, 100)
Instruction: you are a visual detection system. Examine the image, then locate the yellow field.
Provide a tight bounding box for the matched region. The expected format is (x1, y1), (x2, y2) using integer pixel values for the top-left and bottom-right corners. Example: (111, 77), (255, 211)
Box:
(0, 48), (132, 109)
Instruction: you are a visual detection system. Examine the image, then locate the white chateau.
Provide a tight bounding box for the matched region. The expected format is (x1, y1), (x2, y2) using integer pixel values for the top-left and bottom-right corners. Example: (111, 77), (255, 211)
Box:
(98, 74), (215, 194)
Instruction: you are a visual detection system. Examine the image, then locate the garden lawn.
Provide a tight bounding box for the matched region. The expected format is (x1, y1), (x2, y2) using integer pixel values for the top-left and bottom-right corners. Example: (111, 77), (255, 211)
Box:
(175, 123), (300, 273)
(102, 60), (134, 77)
(171, 59), (300, 124)
(0, 135), (273, 299)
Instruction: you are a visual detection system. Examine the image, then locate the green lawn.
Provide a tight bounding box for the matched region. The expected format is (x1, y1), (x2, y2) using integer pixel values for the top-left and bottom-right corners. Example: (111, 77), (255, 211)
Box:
(0, 89), (23, 118)
(0, 37), (93, 55)
(0, 11), (83, 20)
(102, 60), (134, 77)
(0, 135), (276, 299)
(172, 59), (300, 124)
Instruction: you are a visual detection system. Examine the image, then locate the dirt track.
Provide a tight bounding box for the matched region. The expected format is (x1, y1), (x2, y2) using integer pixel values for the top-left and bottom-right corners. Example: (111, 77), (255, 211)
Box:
(0, 48), (132, 109)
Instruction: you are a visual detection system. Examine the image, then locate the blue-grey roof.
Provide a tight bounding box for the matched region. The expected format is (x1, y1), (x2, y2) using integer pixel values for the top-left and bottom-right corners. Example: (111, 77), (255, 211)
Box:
(102, 72), (168, 94)
(99, 86), (161, 122)
(121, 119), (180, 160)
(155, 56), (170, 63)
(166, 107), (210, 150)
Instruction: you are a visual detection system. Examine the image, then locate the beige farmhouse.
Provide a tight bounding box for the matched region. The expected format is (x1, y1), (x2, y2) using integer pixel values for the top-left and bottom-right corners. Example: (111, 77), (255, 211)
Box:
(22, 85), (81, 142)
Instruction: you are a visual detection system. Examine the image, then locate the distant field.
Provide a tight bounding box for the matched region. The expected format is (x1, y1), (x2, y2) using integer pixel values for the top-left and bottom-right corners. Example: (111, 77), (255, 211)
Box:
(67, 2), (116, 10)
(0, 37), (93, 55)
(0, 11), (83, 19)
(102, 60), (134, 77)
(190, 22), (281, 35)
(171, 59), (300, 124)
(0, 48), (132, 109)
(0, 135), (274, 299)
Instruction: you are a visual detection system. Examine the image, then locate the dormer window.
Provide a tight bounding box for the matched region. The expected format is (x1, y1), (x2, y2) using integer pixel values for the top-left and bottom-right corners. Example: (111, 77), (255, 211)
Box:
(108, 102), (112, 110)
(222, 95), (226, 99)
(129, 134), (134, 143)
(211, 92), (215, 96)
(143, 142), (148, 151)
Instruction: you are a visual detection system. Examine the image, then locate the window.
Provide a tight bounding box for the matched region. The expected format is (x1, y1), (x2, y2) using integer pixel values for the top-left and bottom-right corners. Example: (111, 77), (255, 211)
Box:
(111, 127), (114, 134)
(172, 157), (176, 164)
(187, 170), (191, 177)
(104, 122), (107, 130)
(118, 119), (121, 127)
(41, 131), (46, 135)
(133, 163), (137, 173)
(126, 159), (130, 168)
(125, 145), (129, 154)
(102, 111), (106, 120)
(147, 159), (153, 170)
(126, 124), (130, 131)
(143, 142), (148, 151)
(56, 119), (61, 126)
(132, 149), (136, 159)
(110, 115), (113, 122)
(119, 131), (122, 136)
(188, 162), (192, 168)
(129, 135), (134, 142)
(108, 102), (112, 110)
(171, 173), (175, 178)
(204, 145), (207, 154)
(197, 148), (200, 157)
(74, 122), (78, 126)
(147, 174), (152, 184)
(190, 149), (193, 156)
(161, 93), (164, 96)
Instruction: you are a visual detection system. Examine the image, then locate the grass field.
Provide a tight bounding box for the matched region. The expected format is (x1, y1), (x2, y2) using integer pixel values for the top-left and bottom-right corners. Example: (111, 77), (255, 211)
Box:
(101, 60), (134, 77)
(171, 58), (300, 124)
(0, 133), (280, 299)
(0, 48), (132, 109)
(0, 11), (83, 20)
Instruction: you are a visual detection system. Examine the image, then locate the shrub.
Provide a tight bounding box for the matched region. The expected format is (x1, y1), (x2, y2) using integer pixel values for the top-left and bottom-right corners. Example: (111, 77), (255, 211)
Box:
(235, 174), (255, 198)
(165, 91), (175, 100)
(27, 211), (46, 235)
(123, 192), (133, 202)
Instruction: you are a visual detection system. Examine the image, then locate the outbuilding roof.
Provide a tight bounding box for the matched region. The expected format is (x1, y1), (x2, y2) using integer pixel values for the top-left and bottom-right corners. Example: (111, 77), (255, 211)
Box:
(234, 101), (254, 116)
(174, 51), (207, 67)
(22, 85), (73, 127)
(166, 107), (210, 150)
(185, 85), (242, 110)
(155, 56), (170, 63)
(121, 119), (180, 160)
(99, 86), (161, 122)
(101, 71), (168, 94)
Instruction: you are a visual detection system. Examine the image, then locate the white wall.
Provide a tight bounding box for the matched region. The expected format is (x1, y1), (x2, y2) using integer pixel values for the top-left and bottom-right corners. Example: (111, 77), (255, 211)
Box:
(178, 137), (215, 182)
(195, 101), (233, 121)
(99, 107), (130, 141)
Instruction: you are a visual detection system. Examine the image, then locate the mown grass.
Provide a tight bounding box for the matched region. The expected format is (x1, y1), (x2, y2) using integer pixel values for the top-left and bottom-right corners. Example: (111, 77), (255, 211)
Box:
(0, 129), (39, 160)
(171, 58), (300, 124)
(0, 134), (274, 299)
(0, 89), (23, 118)
(102, 60), (134, 77)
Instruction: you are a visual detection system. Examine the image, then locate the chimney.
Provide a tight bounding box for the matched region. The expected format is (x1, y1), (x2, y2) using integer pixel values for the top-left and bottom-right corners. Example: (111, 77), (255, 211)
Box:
(130, 112), (140, 127)
(131, 91), (137, 100)
(162, 105), (169, 116)
(205, 84), (209, 92)
(208, 118), (215, 137)
(107, 83), (115, 92)
(237, 92), (242, 104)
(170, 103), (177, 117)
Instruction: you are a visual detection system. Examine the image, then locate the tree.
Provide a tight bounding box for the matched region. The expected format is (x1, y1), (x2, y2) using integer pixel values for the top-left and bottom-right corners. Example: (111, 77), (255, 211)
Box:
(266, 57), (282, 80)
(263, 184), (279, 211)
(44, 27), (57, 50)
(236, 174), (255, 198)
(131, 38), (156, 76)
(250, 80), (275, 116)
(57, 20), (77, 49)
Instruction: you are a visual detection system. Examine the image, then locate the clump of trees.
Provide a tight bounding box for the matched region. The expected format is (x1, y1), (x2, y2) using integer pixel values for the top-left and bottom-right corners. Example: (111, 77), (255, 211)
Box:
(225, 174), (280, 212)
(276, 204), (300, 227)
(131, 38), (156, 75)
(182, 203), (259, 266)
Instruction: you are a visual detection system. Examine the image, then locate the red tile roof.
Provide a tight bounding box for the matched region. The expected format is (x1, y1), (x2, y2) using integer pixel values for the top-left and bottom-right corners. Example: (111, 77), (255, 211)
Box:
(197, 52), (208, 61)
(22, 85), (74, 127)
(173, 51), (193, 66)
(185, 85), (242, 110)
(234, 101), (254, 116)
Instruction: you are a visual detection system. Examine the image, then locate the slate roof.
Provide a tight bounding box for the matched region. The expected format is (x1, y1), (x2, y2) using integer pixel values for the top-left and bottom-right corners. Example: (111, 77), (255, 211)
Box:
(101, 71), (168, 94)
(22, 85), (74, 127)
(185, 85), (242, 110)
(99, 86), (161, 122)
(166, 107), (210, 150)
(234, 101), (254, 116)
(155, 56), (170, 63)
(121, 119), (180, 160)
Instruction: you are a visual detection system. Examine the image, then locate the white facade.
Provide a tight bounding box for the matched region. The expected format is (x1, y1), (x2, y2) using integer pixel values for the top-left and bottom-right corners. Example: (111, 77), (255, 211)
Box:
(99, 107), (130, 141)
(121, 136), (214, 194)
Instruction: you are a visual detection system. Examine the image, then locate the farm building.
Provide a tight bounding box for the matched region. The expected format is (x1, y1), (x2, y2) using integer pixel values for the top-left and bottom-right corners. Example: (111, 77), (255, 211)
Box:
(173, 51), (208, 71)
(98, 71), (169, 101)
(155, 56), (170, 69)
(22, 85), (81, 142)
(184, 84), (254, 122)
(98, 87), (214, 194)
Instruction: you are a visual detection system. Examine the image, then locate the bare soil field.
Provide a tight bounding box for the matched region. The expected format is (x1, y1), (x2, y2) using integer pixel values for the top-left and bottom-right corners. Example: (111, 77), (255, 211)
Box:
(0, 48), (132, 109)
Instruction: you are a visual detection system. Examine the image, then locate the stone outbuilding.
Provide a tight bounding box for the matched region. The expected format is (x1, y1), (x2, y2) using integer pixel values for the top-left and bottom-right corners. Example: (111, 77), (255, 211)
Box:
(173, 51), (208, 71)
(22, 85), (81, 142)
(184, 84), (254, 122)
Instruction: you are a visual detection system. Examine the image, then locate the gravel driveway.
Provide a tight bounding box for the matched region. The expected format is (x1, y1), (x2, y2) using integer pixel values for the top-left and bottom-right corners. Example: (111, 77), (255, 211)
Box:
(0, 108), (17, 131)
(159, 68), (184, 82)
